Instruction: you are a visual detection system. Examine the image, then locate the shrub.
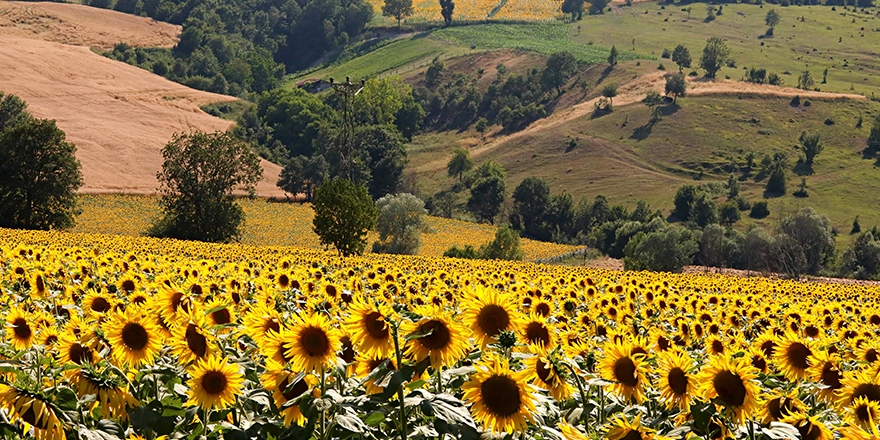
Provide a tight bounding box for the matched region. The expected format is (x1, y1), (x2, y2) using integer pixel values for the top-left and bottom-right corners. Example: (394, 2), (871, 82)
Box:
(750, 201), (770, 218)
(479, 225), (525, 261)
(372, 193), (429, 255)
(443, 244), (480, 259)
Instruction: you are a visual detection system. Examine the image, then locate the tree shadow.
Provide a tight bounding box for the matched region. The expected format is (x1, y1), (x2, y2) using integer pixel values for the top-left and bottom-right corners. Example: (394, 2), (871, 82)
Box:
(629, 121), (655, 141)
(763, 190), (784, 199)
(660, 103), (680, 116)
(596, 66), (613, 86)
(793, 161), (814, 176)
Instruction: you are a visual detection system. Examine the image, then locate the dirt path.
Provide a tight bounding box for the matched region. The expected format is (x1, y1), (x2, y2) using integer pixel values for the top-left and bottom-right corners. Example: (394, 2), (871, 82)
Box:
(0, 1), (284, 197)
(415, 72), (865, 173)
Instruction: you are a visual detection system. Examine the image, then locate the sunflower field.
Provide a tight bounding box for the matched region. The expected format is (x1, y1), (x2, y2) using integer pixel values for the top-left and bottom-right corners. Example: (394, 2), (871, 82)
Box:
(365, 0), (565, 22)
(2, 225), (880, 440)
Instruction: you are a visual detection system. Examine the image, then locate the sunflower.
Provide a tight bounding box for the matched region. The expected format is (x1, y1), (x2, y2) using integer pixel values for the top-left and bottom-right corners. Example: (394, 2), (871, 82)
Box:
(460, 287), (522, 348)
(156, 282), (193, 318)
(72, 368), (138, 420)
(847, 396), (880, 436)
(30, 272), (49, 299)
(169, 314), (215, 365)
(355, 354), (399, 395)
(779, 414), (833, 440)
(283, 312), (342, 373)
(524, 355), (573, 401)
(241, 304), (283, 347)
(606, 414), (666, 440)
(5, 306), (35, 350)
(696, 355), (760, 426)
(82, 289), (116, 317)
(518, 313), (555, 353)
(343, 300), (394, 359)
(746, 347), (769, 374)
(559, 423), (589, 440)
(403, 307), (469, 369)
(186, 355), (244, 411)
(598, 339), (648, 403)
(260, 327), (294, 365)
(656, 349), (696, 410)
(203, 298), (236, 331)
(260, 359), (315, 426)
(840, 367), (880, 408)
(774, 335), (814, 381)
(103, 308), (164, 367)
(808, 350), (844, 403)
(760, 389), (805, 424)
(57, 332), (98, 366)
(0, 384), (65, 440)
(461, 354), (537, 434)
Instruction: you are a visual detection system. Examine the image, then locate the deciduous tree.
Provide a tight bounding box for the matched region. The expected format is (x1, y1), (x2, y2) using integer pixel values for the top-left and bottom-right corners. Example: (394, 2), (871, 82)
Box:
(313, 177), (378, 256)
(383, 0), (414, 27)
(672, 44), (692, 73)
(699, 36), (730, 79)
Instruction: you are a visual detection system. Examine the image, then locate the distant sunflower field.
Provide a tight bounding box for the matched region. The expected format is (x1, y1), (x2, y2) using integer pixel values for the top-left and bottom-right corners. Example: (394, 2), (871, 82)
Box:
(2, 226), (880, 439)
(365, 0), (565, 22)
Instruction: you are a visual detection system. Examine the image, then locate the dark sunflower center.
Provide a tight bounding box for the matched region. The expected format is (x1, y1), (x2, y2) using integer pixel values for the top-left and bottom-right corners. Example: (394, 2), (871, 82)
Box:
(613, 357), (639, 388)
(69, 343), (93, 364)
(21, 405), (50, 429)
(761, 340), (776, 357)
(44, 335), (58, 346)
(300, 327), (330, 357)
(713, 370), (746, 407)
(279, 375), (309, 401)
(821, 363), (842, 390)
(667, 367), (688, 395)
(711, 340), (724, 354)
(201, 370), (228, 395)
(12, 318), (31, 340)
(339, 336), (356, 363)
(867, 349), (878, 363)
(185, 324), (208, 358)
(480, 375), (522, 418)
(535, 303), (551, 317)
(170, 292), (189, 313)
(797, 422), (821, 440)
(767, 398), (783, 420)
(35, 275), (45, 292)
(621, 431), (643, 440)
(525, 322), (550, 347)
(751, 355), (767, 372)
(211, 309), (232, 325)
(852, 383), (880, 403)
(264, 318), (281, 335)
(786, 342), (811, 370)
(121, 280), (135, 292)
(91, 297), (112, 313)
(631, 347), (648, 357)
(476, 304), (510, 337)
(536, 360), (556, 385)
(121, 323), (148, 351)
(657, 336), (669, 351)
(419, 320), (452, 350)
(856, 404), (872, 422)
(278, 275), (290, 288)
(364, 312), (389, 339)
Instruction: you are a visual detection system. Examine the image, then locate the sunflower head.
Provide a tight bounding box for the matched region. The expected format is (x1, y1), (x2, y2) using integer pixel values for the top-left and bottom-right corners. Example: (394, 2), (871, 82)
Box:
(104, 308), (164, 367)
(461, 354), (537, 434)
(697, 355), (760, 426)
(598, 339), (648, 403)
(657, 349), (695, 410)
(402, 307), (469, 369)
(186, 355), (244, 411)
(283, 312), (342, 373)
(461, 287), (522, 349)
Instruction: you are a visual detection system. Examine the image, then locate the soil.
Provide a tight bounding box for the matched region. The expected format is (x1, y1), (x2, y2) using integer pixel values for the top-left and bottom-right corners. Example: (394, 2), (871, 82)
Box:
(0, 1), (284, 197)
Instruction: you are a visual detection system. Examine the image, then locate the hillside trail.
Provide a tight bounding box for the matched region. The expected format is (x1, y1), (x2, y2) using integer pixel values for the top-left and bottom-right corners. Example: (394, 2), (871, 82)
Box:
(415, 71), (866, 173)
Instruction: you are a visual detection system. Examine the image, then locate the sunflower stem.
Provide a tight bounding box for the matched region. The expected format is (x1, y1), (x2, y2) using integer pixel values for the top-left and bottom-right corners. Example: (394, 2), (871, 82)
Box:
(748, 419), (756, 440)
(560, 361), (588, 429)
(320, 366), (327, 440)
(392, 324), (406, 440)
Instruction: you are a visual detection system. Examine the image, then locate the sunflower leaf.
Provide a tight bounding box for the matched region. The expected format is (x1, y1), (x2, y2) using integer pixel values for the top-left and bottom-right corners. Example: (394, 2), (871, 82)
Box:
(405, 326), (435, 341)
(762, 422), (800, 439)
(335, 409), (368, 433)
(363, 411), (385, 427)
(53, 387), (78, 411)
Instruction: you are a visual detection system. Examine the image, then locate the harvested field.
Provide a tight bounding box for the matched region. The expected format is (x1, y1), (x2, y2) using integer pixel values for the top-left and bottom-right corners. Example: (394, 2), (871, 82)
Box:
(0, 2), (284, 197)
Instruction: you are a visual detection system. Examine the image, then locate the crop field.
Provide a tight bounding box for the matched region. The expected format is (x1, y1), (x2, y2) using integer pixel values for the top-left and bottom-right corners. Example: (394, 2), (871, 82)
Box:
(365, 0), (564, 22)
(70, 195), (580, 261)
(1, 226), (880, 438)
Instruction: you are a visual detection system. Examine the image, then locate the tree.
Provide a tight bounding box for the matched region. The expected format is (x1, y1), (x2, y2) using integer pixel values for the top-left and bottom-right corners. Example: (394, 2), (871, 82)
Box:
(699, 36), (730, 79)
(765, 9), (781, 31)
(623, 225), (699, 272)
(0, 92), (29, 132)
(446, 148), (474, 182)
(383, 0), (414, 27)
(672, 45), (692, 73)
(589, 0), (610, 14)
(354, 125), (408, 199)
(727, 174), (740, 199)
(690, 193), (718, 227)
(868, 114), (880, 154)
(372, 193), (429, 255)
(601, 84), (618, 108)
(608, 45), (619, 66)
(312, 177), (378, 256)
(467, 176), (506, 224)
(665, 74), (686, 102)
(766, 167), (787, 195)
(798, 70), (815, 91)
(0, 116), (83, 230)
(561, 0), (585, 20)
(719, 201), (741, 227)
(439, 0), (455, 26)
(480, 225), (524, 260)
(799, 131), (824, 165)
(541, 52), (578, 96)
(353, 77), (422, 139)
(644, 90), (664, 123)
(277, 155), (329, 202)
(150, 131), (262, 242)
(510, 177), (551, 240)
(779, 207), (835, 275)
(673, 185), (698, 221)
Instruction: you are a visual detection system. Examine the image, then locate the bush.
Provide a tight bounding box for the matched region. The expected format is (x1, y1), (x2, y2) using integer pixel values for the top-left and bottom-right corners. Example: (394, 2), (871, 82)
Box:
(623, 225), (699, 272)
(480, 225), (524, 261)
(750, 201), (770, 218)
(661, 48), (671, 58)
(443, 245), (480, 259)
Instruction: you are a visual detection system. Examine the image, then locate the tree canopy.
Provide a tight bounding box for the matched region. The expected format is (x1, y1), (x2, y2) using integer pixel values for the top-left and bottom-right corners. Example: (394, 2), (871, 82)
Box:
(699, 36), (730, 79)
(312, 177), (378, 256)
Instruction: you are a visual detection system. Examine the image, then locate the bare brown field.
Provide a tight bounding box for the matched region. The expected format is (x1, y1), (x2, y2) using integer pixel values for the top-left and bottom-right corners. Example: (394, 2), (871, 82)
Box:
(0, 2), (284, 197)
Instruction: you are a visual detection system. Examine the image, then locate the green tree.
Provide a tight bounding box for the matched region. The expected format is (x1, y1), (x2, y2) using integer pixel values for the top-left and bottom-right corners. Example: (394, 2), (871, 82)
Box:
(779, 207), (835, 275)
(372, 193), (429, 255)
(561, 0), (585, 20)
(510, 177), (551, 240)
(623, 225), (699, 272)
(601, 84), (618, 108)
(589, 0), (610, 14)
(671, 44), (692, 73)
(0, 117), (83, 230)
(719, 201), (741, 227)
(673, 185), (698, 221)
(354, 77), (423, 139)
(353, 125), (408, 199)
(246, 88), (338, 159)
(480, 225), (524, 260)
(149, 131), (262, 242)
(447, 148), (474, 182)
(765, 9), (781, 30)
(799, 131), (824, 165)
(664, 74), (686, 102)
(0, 91), (29, 132)
(766, 167), (787, 195)
(798, 70), (815, 90)
(690, 193), (718, 227)
(699, 36), (730, 79)
(644, 90), (664, 122)
(312, 177), (378, 256)
(383, 0), (414, 27)
(439, 0), (455, 25)
(541, 52), (578, 96)
(868, 114), (880, 154)
(277, 155), (329, 202)
(608, 45), (619, 66)
(467, 176), (506, 224)
(727, 174), (740, 199)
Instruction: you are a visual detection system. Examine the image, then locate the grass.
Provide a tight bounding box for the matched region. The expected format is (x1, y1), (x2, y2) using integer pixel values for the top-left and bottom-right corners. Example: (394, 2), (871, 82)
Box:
(572, 3), (880, 97)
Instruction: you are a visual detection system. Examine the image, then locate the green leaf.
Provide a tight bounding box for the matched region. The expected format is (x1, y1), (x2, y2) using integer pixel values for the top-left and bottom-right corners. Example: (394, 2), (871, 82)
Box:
(335, 411), (368, 433)
(363, 411), (385, 427)
(406, 379), (427, 390)
(53, 387), (78, 412)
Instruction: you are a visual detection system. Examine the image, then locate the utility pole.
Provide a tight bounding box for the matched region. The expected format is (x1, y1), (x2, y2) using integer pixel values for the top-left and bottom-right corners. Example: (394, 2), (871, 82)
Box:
(329, 76), (365, 181)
